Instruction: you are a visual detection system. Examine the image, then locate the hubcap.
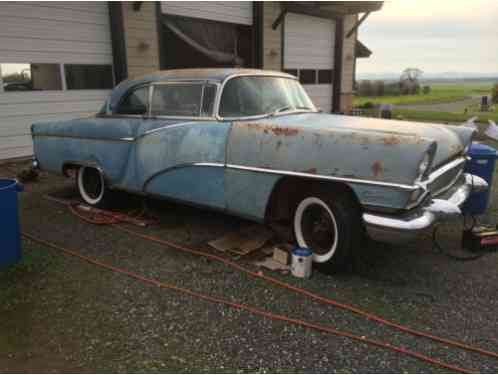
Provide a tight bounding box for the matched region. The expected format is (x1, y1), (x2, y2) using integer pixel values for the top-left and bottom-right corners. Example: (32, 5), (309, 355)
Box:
(301, 203), (337, 256)
(83, 168), (103, 200)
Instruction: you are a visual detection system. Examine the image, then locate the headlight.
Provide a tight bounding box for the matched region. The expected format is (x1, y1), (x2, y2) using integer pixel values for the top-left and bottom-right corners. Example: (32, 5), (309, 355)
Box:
(418, 153), (431, 177)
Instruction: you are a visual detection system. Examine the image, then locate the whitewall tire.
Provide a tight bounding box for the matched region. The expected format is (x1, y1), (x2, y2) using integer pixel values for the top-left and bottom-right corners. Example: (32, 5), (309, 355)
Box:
(292, 188), (361, 273)
(294, 197), (339, 263)
(77, 166), (109, 207)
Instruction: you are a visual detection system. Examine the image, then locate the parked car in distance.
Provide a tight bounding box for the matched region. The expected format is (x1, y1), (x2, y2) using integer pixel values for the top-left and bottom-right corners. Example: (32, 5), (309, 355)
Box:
(31, 69), (487, 271)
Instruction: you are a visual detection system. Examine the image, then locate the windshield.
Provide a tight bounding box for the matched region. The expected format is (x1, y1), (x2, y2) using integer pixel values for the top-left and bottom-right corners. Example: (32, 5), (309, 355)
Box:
(219, 76), (315, 118)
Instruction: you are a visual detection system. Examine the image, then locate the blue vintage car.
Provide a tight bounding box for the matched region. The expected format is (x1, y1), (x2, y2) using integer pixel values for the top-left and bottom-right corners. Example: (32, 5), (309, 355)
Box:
(31, 68), (487, 271)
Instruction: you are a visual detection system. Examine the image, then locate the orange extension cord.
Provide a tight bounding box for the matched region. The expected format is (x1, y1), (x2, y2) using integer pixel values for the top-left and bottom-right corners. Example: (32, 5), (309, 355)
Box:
(53, 198), (498, 365)
(22, 232), (474, 374)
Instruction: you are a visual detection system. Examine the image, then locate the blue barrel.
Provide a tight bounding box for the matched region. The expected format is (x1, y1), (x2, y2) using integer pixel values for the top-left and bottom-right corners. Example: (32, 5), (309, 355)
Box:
(0, 179), (23, 268)
(462, 143), (498, 215)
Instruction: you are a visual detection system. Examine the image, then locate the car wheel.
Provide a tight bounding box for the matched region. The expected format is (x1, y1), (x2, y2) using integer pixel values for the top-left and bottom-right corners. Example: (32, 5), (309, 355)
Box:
(293, 189), (361, 272)
(77, 166), (111, 208)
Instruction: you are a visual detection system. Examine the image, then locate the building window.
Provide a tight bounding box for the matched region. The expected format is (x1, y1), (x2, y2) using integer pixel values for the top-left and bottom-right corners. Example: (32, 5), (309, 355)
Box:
(65, 64), (113, 90)
(283, 69), (298, 78)
(299, 70), (316, 85)
(1, 63), (62, 92)
(116, 86), (149, 115)
(318, 69), (333, 84)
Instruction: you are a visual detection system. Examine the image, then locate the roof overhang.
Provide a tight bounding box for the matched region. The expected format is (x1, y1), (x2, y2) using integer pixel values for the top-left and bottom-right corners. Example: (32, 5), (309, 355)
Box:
(356, 40), (372, 58)
(282, 1), (383, 20)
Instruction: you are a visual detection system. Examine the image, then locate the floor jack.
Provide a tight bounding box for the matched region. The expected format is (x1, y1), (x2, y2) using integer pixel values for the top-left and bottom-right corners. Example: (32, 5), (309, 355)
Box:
(462, 225), (498, 252)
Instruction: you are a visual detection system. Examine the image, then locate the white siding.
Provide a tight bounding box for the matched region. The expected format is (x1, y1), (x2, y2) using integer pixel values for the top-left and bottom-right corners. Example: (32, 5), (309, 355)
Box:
(284, 13), (335, 112)
(161, 1), (253, 25)
(0, 2), (112, 160)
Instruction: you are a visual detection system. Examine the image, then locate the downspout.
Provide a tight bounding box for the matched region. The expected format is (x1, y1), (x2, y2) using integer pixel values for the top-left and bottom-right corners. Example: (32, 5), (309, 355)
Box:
(108, 2), (128, 83)
(253, 2), (264, 68)
(332, 17), (344, 113)
(155, 2), (166, 69)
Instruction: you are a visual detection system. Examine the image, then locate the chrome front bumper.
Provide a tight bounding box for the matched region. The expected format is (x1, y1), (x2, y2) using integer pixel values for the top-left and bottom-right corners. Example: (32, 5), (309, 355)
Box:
(363, 174), (488, 244)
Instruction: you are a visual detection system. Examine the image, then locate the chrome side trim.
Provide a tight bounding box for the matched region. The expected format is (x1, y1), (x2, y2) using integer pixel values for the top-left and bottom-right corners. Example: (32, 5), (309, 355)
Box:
(140, 121), (199, 138)
(33, 134), (135, 143)
(142, 162), (224, 192)
(226, 163), (417, 191)
(423, 157), (466, 187)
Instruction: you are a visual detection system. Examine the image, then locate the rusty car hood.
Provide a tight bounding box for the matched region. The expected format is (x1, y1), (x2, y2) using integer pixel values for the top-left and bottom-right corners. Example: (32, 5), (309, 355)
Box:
(250, 113), (473, 169)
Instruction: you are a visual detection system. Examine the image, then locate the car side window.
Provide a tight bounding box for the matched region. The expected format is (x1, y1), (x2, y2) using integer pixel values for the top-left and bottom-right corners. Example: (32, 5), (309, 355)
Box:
(116, 86), (149, 115)
(151, 84), (203, 117)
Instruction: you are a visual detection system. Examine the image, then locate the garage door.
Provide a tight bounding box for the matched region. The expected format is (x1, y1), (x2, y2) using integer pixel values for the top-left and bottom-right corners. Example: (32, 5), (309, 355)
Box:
(0, 2), (114, 160)
(284, 13), (335, 112)
(161, 1), (253, 25)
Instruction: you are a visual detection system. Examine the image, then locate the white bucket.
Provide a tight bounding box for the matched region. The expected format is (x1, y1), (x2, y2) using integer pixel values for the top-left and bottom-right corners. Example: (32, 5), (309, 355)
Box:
(291, 247), (312, 278)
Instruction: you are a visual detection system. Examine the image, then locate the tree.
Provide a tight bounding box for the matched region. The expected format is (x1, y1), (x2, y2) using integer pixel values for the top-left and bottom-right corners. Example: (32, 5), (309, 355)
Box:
(400, 68), (423, 95)
(400, 67), (423, 83)
(492, 83), (498, 104)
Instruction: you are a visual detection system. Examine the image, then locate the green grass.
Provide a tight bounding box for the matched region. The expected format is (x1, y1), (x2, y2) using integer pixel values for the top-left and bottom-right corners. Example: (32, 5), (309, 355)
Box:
(354, 83), (493, 106)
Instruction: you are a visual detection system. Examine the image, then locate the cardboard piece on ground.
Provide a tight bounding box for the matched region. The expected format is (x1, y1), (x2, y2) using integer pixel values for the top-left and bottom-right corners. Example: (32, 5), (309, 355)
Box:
(272, 246), (291, 265)
(254, 257), (290, 272)
(208, 225), (273, 255)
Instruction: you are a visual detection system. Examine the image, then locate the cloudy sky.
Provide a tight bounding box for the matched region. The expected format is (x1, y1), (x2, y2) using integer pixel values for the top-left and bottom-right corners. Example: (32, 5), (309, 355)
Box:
(356, 0), (498, 77)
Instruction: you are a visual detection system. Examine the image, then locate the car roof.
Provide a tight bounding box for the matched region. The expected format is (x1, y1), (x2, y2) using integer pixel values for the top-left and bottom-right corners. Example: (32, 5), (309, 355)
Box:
(107, 69), (295, 113)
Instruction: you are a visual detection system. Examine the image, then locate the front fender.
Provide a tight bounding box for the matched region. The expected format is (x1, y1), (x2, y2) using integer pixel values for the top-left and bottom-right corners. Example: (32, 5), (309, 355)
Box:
(227, 121), (436, 186)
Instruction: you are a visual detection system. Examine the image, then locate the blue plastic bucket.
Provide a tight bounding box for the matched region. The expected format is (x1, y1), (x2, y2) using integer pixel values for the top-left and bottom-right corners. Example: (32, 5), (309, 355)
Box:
(462, 143), (498, 215)
(0, 179), (23, 268)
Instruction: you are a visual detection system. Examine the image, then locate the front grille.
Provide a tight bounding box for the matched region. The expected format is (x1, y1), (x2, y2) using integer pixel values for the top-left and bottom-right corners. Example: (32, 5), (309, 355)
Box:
(426, 158), (466, 197)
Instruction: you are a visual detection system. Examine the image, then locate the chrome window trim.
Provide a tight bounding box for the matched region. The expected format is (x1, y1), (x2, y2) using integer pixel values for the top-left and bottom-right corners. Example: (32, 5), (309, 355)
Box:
(114, 83), (151, 117)
(148, 80), (220, 120)
(214, 73), (318, 122)
(32, 133), (135, 143)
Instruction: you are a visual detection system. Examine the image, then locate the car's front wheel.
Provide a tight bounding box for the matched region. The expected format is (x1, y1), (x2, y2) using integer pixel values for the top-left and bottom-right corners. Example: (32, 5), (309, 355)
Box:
(293, 188), (361, 273)
(77, 166), (111, 208)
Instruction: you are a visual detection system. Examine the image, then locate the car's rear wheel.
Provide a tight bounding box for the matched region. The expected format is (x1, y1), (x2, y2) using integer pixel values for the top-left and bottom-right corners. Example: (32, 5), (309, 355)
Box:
(77, 166), (111, 208)
(293, 188), (361, 273)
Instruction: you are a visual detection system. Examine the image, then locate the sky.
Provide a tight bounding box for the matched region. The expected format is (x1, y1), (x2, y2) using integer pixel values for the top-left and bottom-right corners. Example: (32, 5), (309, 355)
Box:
(356, 0), (498, 78)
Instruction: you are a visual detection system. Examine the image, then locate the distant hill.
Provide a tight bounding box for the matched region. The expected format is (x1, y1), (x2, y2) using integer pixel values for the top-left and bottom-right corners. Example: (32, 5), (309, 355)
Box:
(357, 72), (498, 83)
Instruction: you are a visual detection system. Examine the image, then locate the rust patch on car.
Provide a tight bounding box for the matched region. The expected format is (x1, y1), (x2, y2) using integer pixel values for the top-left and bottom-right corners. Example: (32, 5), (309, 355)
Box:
(383, 135), (401, 145)
(238, 122), (300, 137)
(372, 160), (384, 178)
(302, 168), (317, 174)
(271, 127), (299, 136)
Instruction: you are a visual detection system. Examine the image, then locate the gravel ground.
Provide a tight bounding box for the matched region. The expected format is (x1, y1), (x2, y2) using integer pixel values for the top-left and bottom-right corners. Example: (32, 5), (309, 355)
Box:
(1, 154), (498, 373)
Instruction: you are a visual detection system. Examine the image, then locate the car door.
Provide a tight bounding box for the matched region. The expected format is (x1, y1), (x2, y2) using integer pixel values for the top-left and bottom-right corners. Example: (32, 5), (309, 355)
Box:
(134, 82), (230, 210)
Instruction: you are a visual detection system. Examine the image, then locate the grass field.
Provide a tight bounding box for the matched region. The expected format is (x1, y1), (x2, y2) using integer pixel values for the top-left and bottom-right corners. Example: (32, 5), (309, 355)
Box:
(354, 82), (497, 124)
(353, 83), (492, 107)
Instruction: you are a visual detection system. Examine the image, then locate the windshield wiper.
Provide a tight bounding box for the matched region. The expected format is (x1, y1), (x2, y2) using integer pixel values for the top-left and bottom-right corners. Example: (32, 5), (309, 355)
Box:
(295, 106), (314, 110)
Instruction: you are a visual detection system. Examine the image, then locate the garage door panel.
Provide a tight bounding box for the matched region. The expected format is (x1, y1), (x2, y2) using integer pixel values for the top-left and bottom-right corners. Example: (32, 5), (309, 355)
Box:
(284, 13), (335, 112)
(0, 17), (111, 44)
(0, 145), (33, 160)
(0, 2), (109, 26)
(161, 1), (253, 25)
(0, 2), (113, 160)
(0, 37), (111, 56)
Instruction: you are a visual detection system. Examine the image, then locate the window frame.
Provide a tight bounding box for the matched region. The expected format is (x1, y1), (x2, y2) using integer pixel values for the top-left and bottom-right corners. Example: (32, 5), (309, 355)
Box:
(215, 73), (317, 121)
(114, 83), (152, 118)
(148, 80), (219, 120)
